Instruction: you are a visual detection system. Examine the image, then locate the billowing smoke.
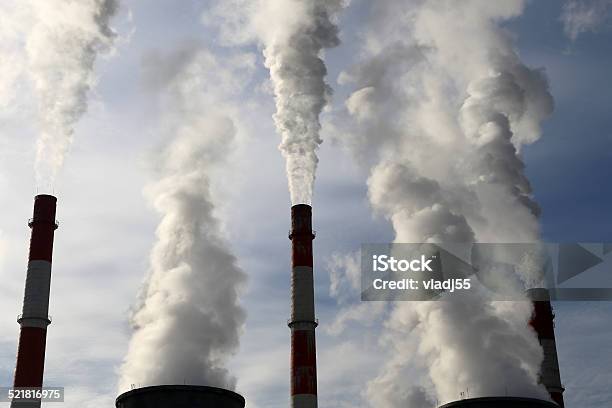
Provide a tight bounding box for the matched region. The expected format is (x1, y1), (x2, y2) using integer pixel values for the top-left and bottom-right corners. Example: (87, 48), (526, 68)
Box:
(337, 0), (554, 406)
(459, 61), (553, 242)
(206, 0), (344, 204)
(24, 0), (118, 189)
(118, 45), (252, 391)
(262, 0), (343, 204)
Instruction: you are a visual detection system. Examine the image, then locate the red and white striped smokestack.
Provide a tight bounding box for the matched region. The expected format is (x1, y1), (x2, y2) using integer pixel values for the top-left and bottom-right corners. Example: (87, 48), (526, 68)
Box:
(527, 288), (564, 408)
(288, 204), (318, 408)
(12, 195), (58, 408)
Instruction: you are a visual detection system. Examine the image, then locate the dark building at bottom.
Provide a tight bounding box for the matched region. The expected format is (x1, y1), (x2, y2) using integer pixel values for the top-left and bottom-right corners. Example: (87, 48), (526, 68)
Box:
(439, 396), (560, 408)
(115, 385), (245, 408)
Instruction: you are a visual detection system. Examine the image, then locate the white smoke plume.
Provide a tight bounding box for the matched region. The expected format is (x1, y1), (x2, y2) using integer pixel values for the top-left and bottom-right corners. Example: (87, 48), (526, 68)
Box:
(263, 0), (343, 204)
(459, 61), (553, 242)
(337, 1), (554, 406)
(561, 0), (612, 41)
(118, 45), (252, 391)
(23, 0), (118, 189)
(205, 0), (344, 204)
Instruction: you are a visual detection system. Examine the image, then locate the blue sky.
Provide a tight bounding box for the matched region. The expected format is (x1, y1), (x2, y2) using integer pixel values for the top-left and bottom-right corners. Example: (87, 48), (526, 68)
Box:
(511, 0), (612, 242)
(512, 3), (612, 407)
(0, 1), (611, 408)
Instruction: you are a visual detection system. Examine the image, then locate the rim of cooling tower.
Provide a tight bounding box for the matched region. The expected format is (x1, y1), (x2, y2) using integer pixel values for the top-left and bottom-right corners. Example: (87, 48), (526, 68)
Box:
(439, 397), (559, 408)
(115, 385), (245, 408)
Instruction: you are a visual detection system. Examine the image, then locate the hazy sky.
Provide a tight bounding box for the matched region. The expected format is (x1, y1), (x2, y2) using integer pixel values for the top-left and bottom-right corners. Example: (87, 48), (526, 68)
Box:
(0, 1), (611, 408)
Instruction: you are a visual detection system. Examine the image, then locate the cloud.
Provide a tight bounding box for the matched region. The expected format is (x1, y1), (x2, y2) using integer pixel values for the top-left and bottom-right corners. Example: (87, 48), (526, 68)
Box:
(555, 303), (612, 407)
(335, 1), (554, 406)
(327, 251), (360, 302)
(117, 45), (252, 392)
(561, 0), (612, 41)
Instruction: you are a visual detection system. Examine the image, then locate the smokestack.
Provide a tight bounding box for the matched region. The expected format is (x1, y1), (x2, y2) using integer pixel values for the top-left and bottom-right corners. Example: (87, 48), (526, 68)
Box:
(527, 288), (564, 407)
(12, 194), (58, 408)
(288, 204), (318, 408)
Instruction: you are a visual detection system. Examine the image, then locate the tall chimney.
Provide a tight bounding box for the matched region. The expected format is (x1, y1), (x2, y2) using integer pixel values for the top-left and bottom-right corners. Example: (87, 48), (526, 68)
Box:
(288, 204), (318, 408)
(527, 288), (564, 407)
(12, 195), (58, 408)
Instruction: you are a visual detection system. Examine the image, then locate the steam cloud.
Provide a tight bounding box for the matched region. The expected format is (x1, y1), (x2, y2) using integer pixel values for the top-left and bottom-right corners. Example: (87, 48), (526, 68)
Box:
(262, 0), (343, 204)
(207, 0), (344, 204)
(25, 0), (118, 189)
(337, 0), (554, 406)
(118, 46), (251, 391)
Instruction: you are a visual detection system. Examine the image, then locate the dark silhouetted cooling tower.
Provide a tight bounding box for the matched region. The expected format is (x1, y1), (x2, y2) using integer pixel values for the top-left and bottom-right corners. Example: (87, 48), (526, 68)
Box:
(115, 385), (245, 408)
(439, 397), (559, 408)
